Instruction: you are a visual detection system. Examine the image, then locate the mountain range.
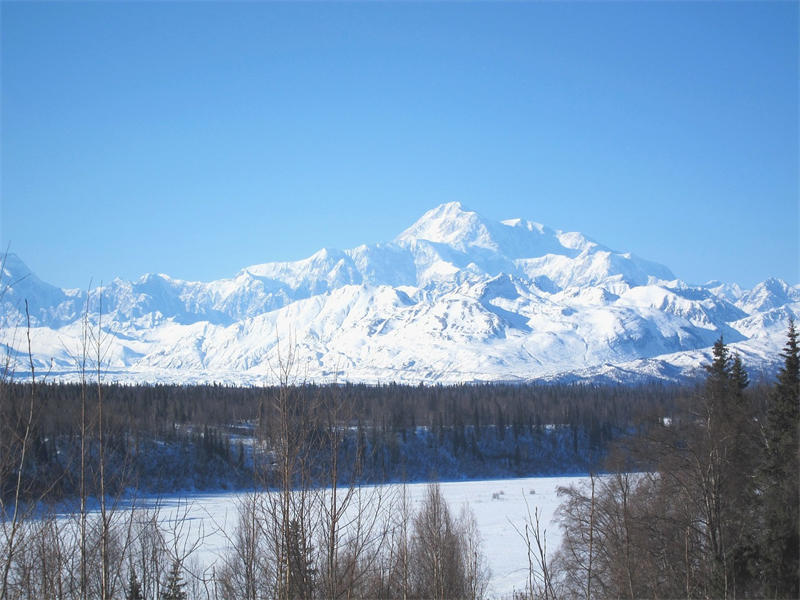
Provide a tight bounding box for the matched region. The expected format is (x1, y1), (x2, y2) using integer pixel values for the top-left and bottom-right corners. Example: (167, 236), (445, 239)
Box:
(2, 202), (798, 385)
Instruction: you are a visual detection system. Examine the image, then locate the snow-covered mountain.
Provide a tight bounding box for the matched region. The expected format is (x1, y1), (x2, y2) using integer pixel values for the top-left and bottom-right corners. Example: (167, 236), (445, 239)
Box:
(2, 202), (798, 385)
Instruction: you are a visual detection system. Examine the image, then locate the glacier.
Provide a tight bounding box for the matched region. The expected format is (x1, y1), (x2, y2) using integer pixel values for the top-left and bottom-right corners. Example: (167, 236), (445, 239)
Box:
(2, 202), (798, 385)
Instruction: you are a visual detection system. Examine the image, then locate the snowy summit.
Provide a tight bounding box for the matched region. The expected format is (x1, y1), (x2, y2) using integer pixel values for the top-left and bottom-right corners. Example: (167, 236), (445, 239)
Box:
(2, 203), (797, 385)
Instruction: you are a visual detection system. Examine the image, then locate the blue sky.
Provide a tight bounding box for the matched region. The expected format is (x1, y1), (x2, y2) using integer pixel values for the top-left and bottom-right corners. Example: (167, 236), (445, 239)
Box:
(1, 1), (797, 289)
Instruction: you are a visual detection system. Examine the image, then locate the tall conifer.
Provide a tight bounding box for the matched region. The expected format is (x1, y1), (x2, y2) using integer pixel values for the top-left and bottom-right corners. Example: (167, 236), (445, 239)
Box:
(161, 560), (187, 600)
(759, 319), (800, 598)
(125, 568), (143, 600)
(730, 353), (749, 395)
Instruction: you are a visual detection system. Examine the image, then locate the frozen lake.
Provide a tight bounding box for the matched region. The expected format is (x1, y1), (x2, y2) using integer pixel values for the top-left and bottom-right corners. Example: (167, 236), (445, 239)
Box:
(139, 475), (587, 598)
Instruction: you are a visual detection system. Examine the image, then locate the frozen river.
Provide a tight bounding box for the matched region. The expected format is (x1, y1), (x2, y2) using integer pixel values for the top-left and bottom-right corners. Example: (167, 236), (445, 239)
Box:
(141, 475), (587, 598)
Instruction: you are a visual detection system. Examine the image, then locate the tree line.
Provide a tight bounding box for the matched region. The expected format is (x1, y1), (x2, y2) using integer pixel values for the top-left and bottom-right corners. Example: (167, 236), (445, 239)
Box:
(1, 376), (690, 500)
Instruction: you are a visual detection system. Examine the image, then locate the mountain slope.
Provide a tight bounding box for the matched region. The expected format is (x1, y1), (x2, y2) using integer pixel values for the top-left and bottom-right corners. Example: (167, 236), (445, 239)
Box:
(2, 202), (796, 385)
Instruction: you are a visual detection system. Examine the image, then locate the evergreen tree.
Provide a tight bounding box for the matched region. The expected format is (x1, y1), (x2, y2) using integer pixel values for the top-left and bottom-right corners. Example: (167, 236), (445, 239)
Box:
(704, 337), (731, 406)
(759, 319), (800, 598)
(730, 353), (750, 395)
(237, 439), (245, 468)
(126, 568), (143, 600)
(161, 560), (187, 600)
(286, 517), (315, 599)
(697, 337), (760, 596)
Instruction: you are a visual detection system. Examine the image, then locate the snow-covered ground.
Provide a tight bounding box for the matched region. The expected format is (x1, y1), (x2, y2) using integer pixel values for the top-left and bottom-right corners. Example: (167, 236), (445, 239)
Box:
(118, 475), (585, 599)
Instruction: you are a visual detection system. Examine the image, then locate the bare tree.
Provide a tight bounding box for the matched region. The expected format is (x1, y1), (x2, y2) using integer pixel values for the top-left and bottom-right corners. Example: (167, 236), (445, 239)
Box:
(215, 492), (274, 600)
(313, 376), (392, 600)
(410, 483), (476, 600)
(553, 473), (602, 599)
(511, 496), (556, 600)
(61, 281), (95, 600)
(375, 483), (413, 600)
(264, 330), (318, 600)
(1, 302), (42, 599)
(456, 503), (489, 600)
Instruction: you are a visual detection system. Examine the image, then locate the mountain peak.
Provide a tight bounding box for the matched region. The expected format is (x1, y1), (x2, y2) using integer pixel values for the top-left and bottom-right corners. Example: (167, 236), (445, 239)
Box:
(435, 200), (467, 213)
(1, 252), (43, 290)
(395, 202), (498, 252)
(395, 203), (585, 262)
(1, 252), (32, 278)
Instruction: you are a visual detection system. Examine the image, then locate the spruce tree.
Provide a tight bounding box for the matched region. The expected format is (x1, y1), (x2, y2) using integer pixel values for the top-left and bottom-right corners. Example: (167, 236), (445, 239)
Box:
(161, 560), (187, 600)
(759, 319), (800, 598)
(699, 337), (760, 595)
(126, 568), (143, 600)
(705, 336), (731, 403)
(287, 517), (315, 599)
(730, 353), (750, 395)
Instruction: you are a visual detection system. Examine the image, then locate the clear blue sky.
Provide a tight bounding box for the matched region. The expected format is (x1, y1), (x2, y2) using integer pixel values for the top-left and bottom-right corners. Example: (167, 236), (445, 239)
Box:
(2, 1), (797, 289)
